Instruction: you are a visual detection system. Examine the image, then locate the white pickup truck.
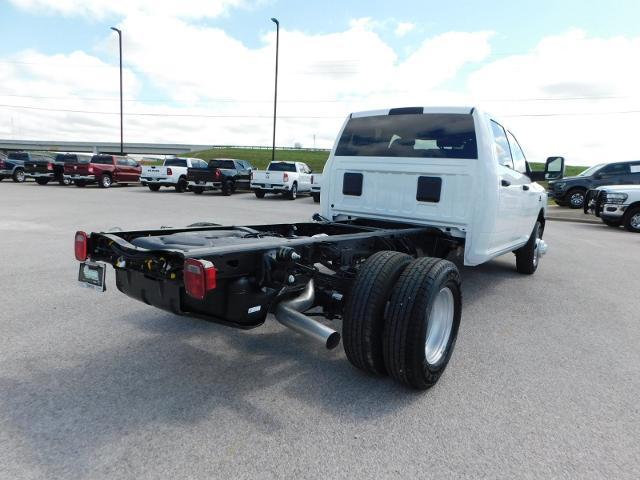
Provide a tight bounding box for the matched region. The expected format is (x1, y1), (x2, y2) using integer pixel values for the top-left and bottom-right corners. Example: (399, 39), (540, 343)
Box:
(311, 174), (322, 203)
(141, 157), (208, 193)
(250, 161), (314, 199)
(585, 184), (640, 232)
(74, 106), (564, 390)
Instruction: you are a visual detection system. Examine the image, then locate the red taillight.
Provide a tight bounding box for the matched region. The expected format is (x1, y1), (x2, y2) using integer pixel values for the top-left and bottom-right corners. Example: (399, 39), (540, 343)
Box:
(166, 167), (173, 176)
(283, 172), (289, 182)
(184, 258), (217, 300)
(214, 169), (221, 180)
(47, 162), (53, 171)
(88, 165), (94, 174)
(74, 231), (88, 261)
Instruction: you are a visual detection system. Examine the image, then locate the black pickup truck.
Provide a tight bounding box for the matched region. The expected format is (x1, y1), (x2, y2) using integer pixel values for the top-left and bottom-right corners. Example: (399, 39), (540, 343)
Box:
(25, 153), (92, 185)
(186, 159), (253, 195)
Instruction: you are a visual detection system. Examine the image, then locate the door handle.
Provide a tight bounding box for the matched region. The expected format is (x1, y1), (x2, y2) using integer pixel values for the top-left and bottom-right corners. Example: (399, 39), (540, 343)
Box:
(501, 179), (511, 187)
(522, 185), (530, 191)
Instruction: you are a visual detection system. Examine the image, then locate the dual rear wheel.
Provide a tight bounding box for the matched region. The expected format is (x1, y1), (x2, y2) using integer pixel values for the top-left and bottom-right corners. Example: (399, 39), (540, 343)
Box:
(343, 251), (462, 390)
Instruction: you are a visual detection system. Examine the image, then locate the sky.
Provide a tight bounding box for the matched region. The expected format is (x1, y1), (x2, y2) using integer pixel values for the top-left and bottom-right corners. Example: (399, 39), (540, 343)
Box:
(1, 0), (639, 165)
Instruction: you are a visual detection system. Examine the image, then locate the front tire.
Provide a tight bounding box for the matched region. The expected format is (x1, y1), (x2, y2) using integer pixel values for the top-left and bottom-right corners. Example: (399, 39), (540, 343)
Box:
(515, 221), (543, 274)
(12, 168), (25, 183)
(383, 258), (462, 390)
(623, 206), (640, 233)
(567, 188), (586, 209)
(343, 251), (413, 376)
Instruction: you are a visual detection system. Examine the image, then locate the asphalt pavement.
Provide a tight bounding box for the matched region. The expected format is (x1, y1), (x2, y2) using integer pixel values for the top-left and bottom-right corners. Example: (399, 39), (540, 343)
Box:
(1, 181), (638, 479)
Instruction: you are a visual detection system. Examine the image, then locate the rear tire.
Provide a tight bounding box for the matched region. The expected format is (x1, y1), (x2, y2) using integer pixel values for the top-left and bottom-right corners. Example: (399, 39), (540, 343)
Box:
(35, 178), (50, 185)
(99, 174), (112, 188)
(12, 168), (25, 183)
(148, 184), (161, 192)
(312, 192), (320, 203)
(567, 188), (586, 209)
(343, 251), (413, 376)
(175, 177), (187, 193)
(287, 182), (298, 200)
(623, 206), (640, 233)
(254, 189), (265, 198)
(515, 221), (542, 274)
(222, 180), (233, 196)
(383, 257), (462, 390)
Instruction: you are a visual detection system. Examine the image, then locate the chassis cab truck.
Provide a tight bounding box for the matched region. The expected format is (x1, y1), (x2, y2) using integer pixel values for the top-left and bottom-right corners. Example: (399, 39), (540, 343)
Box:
(74, 106), (564, 390)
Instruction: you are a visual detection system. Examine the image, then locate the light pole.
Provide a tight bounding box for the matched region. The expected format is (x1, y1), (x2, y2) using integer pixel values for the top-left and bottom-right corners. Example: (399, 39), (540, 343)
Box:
(110, 27), (123, 155)
(270, 18), (279, 163)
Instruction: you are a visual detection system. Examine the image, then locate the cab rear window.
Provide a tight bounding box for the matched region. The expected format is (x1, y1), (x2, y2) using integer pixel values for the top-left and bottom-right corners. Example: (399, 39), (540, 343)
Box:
(335, 113), (477, 159)
(268, 162), (296, 172)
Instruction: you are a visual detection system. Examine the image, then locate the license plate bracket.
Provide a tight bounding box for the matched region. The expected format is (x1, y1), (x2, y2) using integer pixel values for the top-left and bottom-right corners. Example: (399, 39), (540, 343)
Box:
(78, 261), (107, 292)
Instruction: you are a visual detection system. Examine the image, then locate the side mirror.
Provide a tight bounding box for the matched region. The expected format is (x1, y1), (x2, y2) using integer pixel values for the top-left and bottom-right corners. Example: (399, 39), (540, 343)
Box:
(544, 156), (565, 180)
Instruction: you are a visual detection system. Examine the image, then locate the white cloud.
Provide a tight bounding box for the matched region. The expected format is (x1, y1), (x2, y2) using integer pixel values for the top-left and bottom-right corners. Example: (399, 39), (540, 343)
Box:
(8, 0), (248, 19)
(394, 22), (415, 37)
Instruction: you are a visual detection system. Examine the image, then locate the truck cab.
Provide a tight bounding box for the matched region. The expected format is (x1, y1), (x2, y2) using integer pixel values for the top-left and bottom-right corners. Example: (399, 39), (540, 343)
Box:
(322, 106), (564, 266)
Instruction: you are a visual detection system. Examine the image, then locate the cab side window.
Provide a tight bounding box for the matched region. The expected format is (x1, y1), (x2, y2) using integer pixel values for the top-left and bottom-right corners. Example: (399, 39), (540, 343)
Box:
(506, 131), (527, 174)
(490, 121), (513, 169)
(117, 158), (128, 166)
(599, 163), (630, 176)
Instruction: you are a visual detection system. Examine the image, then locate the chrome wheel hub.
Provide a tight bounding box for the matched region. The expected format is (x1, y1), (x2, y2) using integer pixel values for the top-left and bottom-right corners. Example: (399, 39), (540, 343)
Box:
(425, 287), (454, 365)
(631, 213), (640, 230)
(570, 193), (584, 207)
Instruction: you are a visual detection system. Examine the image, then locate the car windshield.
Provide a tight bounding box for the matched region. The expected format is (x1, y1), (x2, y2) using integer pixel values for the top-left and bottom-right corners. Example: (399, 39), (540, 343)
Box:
(578, 164), (604, 176)
(336, 113), (478, 159)
(268, 162), (296, 172)
(208, 160), (236, 169)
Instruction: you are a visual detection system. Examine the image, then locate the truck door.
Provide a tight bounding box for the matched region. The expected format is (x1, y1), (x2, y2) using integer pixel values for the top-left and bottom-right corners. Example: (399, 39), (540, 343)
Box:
(297, 163), (312, 191)
(115, 157), (130, 181)
(506, 130), (540, 237)
(491, 121), (527, 249)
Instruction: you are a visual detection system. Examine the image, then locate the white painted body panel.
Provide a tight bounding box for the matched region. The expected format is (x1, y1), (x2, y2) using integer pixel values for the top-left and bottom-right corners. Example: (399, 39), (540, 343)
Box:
(321, 107), (547, 266)
(141, 159), (196, 185)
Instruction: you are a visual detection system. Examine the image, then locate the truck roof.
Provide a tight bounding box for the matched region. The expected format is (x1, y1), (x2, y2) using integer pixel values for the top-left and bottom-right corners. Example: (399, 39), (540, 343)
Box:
(350, 106), (477, 118)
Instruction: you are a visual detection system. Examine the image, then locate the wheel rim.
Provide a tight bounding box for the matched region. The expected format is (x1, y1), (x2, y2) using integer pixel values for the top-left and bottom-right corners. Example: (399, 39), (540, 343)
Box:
(533, 225), (542, 267)
(103, 176), (111, 187)
(425, 287), (455, 365)
(631, 213), (640, 230)
(570, 192), (584, 207)
(16, 170), (24, 182)
(292, 185), (297, 198)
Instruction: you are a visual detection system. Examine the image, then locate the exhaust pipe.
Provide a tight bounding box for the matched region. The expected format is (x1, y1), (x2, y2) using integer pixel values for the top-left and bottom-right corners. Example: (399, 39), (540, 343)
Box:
(275, 280), (341, 350)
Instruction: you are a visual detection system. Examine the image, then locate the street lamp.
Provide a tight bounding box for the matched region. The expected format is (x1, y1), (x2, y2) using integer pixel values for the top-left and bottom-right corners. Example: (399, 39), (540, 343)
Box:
(110, 27), (123, 155)
(270, 18), (279, 163)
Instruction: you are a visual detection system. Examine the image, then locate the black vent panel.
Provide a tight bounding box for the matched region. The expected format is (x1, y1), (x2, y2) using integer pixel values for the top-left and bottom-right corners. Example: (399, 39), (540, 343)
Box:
(416, 176), (442, 203)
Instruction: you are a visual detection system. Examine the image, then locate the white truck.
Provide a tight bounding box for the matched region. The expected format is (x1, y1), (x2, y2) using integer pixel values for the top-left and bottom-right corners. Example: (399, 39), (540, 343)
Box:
(141, 157), (208, 193)
(311, 173), (322, 203)
(250, 161), (314, 199)
(73, 106), (563, 390)
(585, 184), (640, 232)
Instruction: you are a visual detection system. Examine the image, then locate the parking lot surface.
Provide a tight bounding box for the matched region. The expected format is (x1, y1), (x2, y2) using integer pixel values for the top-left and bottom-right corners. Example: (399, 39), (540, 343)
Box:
(1, 182), (639, 479)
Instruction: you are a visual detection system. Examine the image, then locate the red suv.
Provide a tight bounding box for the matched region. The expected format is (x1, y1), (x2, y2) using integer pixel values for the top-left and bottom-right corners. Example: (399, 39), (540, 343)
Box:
(65, 154), (141, 188)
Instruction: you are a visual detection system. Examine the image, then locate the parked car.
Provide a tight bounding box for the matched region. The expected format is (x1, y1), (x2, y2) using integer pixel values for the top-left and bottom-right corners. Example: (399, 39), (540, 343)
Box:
(548, 160), (640, 208)
(25, 153), (92, 186)
(141, 157), (208, 193)
(311, 173), (322, 203)
(585, 184), (640, 232)
(186, 158), (253, 195)
(73, 106), (562, 390)
(2, 152), (53, 183)
(250, 161), (314, 199)
(64, 154), (141, 188)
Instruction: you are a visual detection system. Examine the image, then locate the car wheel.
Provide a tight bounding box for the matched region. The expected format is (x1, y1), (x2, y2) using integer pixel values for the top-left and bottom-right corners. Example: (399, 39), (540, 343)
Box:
(59, 177), (72, 186)
(192, 187), (204, 195)
(99, 174), (112, 188)
(12, 168), (25, 183)
(383, 257), (462, 390)
(148, 184), (161, 192)
(287, 182), (298, 200)
(515, 221), (544, 274)
(567, 188), (586, 209)
(343, 251), (413, 375)
(623, 206), (640, 233)
(312, 192), (320, 203)
(175, 177), (187, 193)
(35, 178), (50, 185)
(254, 189), (265, 198)
(602, 218), (622, 228)
(222, 180), (232, 196)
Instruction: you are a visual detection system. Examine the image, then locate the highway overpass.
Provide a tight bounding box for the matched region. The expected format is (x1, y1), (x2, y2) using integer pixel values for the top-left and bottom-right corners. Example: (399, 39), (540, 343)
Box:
(0, 140), (211, 155)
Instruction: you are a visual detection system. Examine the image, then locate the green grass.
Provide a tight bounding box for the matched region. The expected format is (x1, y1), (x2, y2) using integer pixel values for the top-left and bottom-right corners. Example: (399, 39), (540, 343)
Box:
(183, 147), (330, 172)
(530, 162), (587, 178)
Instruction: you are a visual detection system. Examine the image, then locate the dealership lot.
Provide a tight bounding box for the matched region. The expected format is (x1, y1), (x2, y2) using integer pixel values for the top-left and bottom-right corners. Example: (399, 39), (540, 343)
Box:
(1, 182), (638, 479)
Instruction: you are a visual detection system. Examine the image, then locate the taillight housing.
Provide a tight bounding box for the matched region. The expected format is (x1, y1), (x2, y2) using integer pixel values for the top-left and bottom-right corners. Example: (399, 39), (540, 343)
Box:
(184, 258), (217, 300)
(214, 169), (221, 180)
(88, 165), (94, 174)
(74, 231), (88, 261)
(0, 160), (5, 169)
(166, 167), (173, 175)
(283, 172), (289, 182)
(47, 162), (53, 171)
